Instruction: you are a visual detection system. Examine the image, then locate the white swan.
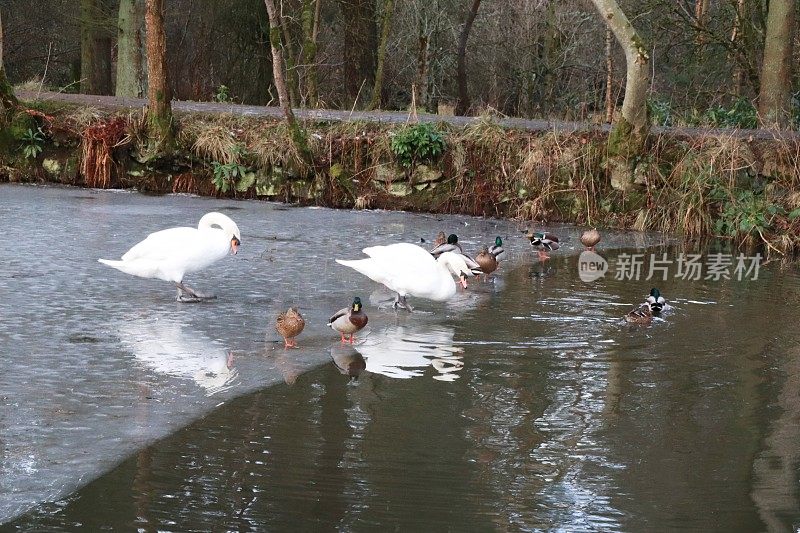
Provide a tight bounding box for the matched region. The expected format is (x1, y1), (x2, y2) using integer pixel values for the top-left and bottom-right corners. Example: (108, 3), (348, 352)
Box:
(336, 243), (469, 311)
(98, 212), (241, 301)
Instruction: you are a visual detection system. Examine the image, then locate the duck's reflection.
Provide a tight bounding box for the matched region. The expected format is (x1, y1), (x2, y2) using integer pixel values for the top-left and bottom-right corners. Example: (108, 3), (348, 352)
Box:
(356, 324), (464, 380)
(330, 344), (367, 381)
(117, 318), (238, 395)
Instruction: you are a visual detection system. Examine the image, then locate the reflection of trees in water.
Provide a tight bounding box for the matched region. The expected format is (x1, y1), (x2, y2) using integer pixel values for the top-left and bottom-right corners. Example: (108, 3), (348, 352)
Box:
(459, 260), (623, 529)
(463, 351), (622, 529)
(751, 340), (800, 532)
(123, 365), (363, 530)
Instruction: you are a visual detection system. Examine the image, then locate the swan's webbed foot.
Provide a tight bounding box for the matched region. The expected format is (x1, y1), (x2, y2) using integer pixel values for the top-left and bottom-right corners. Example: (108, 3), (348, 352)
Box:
(175, 282), (217, 303)
(392, 294), (414, 312)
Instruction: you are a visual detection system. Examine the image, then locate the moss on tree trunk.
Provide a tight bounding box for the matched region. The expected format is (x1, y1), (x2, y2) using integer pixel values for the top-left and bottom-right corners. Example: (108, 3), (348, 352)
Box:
(589, 0), (650, 191)
(144, 0), (174, 151)
(368, 0), (394, 111)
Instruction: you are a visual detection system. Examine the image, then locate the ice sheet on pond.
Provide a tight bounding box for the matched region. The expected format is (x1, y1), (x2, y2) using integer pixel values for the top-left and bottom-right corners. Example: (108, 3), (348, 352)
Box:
(0, 184), (668, 524)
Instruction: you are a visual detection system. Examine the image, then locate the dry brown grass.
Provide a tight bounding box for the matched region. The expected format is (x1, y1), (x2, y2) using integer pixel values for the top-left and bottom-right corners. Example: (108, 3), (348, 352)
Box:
(80, 116), (129, 188)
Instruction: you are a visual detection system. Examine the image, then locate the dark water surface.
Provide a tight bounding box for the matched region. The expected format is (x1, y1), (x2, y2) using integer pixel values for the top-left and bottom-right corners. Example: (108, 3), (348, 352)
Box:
(2, 184), (800, 531)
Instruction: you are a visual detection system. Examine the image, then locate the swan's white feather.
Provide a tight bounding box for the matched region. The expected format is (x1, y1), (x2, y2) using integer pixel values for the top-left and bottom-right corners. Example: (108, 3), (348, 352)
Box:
(336, 243), (457, 302)
(99, 212), (238, 283)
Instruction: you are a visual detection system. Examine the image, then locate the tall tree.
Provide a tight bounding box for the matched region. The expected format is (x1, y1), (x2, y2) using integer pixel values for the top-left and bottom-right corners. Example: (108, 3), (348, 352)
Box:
(604, 26), (613, 123)
(454, 0), (481, 116)
(0, 10), (18, 111)
(80, 0), (113, 95)
(338, 0), (377, 107)
(300, 0), (321, 107)
(757, 0), (795, 128)
(116, 0), (146, 98)
(589, 0), (650, 191)
(145, 0), (173, 146)
(264, 0), (311, 162)
(694, 0), (710, 45)
(368, 0), (395, 110)
(411, 1), (438, 113)
(277, 3), (300, 107)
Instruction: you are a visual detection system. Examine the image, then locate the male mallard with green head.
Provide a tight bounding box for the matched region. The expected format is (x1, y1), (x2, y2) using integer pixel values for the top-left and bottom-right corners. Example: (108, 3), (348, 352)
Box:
(276, 307), (305, 348)
(430, 233), (463, 257)
(646, 288), (666, 315)
(488, 236), (505, 261)
(524, 229), (560, 261)
(328, 297), (369, 344)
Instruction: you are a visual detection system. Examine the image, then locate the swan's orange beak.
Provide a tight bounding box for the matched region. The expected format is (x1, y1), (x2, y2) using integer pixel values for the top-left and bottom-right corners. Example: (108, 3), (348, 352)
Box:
(230, 237), (240, 255)
(459, 273), (468, 289)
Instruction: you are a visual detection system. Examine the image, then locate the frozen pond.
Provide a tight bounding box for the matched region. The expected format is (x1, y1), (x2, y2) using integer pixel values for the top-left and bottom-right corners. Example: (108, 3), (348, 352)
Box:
(2, 184), (800, 531)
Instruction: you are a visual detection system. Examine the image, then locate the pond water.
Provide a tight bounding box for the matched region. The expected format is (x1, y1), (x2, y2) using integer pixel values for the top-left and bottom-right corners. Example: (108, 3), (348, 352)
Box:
(2, 184), (800, 531)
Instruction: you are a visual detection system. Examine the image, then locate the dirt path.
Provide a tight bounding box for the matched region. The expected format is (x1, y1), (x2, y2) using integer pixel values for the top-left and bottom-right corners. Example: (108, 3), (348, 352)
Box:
(18, 90), (800, 142)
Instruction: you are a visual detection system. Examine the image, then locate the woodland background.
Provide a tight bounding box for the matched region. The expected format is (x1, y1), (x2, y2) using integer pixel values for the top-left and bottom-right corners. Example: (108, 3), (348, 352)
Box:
(3, 0), (796, 126)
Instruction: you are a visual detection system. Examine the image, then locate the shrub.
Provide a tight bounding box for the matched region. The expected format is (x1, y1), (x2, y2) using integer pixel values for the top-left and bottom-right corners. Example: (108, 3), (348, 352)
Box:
(390, 123), (446, 168)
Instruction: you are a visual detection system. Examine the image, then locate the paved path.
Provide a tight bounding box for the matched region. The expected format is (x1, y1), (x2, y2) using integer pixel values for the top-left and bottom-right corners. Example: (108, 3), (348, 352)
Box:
(18, 90), (800, 142)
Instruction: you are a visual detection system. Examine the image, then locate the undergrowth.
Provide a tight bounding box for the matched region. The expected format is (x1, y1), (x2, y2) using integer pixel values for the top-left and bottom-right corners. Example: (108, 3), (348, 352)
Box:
(8, 101), (800, 257)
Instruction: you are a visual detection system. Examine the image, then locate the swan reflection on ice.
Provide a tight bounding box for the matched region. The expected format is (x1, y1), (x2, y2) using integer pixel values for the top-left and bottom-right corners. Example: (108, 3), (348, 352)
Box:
(356, 324), (464, 380)
(117, 318), (238, 395)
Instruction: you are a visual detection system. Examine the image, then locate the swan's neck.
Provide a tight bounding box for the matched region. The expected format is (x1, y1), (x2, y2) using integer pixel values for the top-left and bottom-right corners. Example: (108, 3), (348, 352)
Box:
(198, 212), (239, 239)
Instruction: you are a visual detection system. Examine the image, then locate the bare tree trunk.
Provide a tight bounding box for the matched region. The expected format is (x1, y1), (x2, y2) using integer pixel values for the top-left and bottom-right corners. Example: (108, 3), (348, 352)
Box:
(589, 0), (650, 191)
(605, 26), (613, 123)
(116, 0), (146, 97)
(540, 1), (558, 114)
(338, 0), (377, 108)
(0, 10), (18, 111)
(694, 0), (710, 45)
(80, 0), (113, 95)
(145, 0), (173, 147)
(454, 0), (481, 116)
(368, 0), (395, 110)
(278, 4), (300, 108)
(758, 0), (795, 128)
(414, 32), (429, 112)
(300, 0), (321, 107)
(730, 0), (746, 96)
(264, 0), (311, 163)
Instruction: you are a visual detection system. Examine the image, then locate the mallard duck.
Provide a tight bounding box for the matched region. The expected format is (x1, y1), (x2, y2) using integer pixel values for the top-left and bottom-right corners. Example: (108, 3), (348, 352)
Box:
(524, 230), (560, 261)
(336, 244), (471, 311)
(328, 296), (369, 343)
(646, 288), (666, 315)
(580, 229), (601, 251)
(625, 303), (653, 324)
(475, 246), (498, 280)
(488, 236), (505, 261)
(432, 231), (447, 248)
(430, 233), (463, 257)
(276, 307), (305, 348)
(99, 212), (241, 302)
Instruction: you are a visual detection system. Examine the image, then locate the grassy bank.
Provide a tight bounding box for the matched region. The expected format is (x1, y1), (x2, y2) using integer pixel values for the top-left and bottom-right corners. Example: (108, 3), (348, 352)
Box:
(3, 98), (800, 255)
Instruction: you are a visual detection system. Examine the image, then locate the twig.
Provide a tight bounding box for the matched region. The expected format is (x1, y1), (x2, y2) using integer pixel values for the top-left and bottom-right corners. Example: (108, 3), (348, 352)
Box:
(37, 42), (53, 100)
(348, 78), (367, 120)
